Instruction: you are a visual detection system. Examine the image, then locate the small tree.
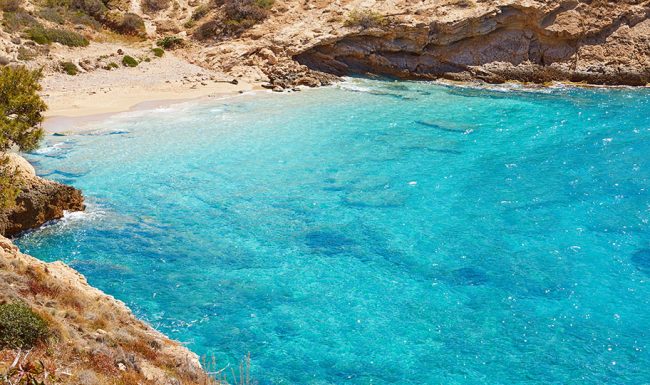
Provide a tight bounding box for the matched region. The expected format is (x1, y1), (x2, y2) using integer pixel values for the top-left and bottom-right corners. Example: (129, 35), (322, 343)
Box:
(0, 66), (47, 209)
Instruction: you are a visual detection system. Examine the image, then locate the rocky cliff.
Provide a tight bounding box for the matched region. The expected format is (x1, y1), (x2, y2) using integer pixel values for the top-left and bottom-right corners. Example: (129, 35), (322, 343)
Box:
(0, 235), (209, 384)
(1, 0), (648, 87)
(0, 153), (84, 238)
(196, 0), (650, 86)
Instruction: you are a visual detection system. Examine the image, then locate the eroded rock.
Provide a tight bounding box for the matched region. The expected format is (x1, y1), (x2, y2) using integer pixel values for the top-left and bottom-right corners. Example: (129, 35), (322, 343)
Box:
(0, 154), (85, 237)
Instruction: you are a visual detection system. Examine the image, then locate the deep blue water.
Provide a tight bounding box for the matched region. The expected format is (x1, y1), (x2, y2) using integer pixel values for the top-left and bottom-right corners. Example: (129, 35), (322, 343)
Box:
(17, 80), (650, 384)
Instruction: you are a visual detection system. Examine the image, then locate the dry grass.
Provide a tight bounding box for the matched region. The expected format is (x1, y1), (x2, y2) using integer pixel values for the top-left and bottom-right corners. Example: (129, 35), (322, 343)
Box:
(0, 236), (229, 384)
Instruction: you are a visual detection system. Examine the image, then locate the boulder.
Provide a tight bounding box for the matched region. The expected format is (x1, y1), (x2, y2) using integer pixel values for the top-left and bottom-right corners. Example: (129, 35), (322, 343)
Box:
(0, 154), (84, 237)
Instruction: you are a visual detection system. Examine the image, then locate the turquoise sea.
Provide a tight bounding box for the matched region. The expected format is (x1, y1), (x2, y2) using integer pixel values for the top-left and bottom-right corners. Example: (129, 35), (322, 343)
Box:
(16, 79), (650, 384)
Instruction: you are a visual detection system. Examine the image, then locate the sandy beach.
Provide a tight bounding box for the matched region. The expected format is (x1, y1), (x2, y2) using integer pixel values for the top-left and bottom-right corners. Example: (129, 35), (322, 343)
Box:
(40, 43), (263, 126)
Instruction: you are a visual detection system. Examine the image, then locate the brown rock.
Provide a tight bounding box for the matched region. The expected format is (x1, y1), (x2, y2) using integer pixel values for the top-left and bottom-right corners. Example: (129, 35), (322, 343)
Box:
(0, 154), (85, 237)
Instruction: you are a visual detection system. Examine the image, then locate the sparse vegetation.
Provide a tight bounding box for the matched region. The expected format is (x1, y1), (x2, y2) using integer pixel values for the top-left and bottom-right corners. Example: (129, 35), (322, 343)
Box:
(0, 303), (49, 349)
(142, 0), (170, 13)
(190, 3), (209, 20)
(193, 19), (218, 40)
(103, 11), (145, 35)
(17, 46), (38, 61)
(344, 9), (388, 29)
(25, 25), (89, 46)
(0, 0), (21, 12)
(152, 47), (164, 57)
(71, 0), (107, 17)
(61, 61), (79, 75)
(156, 35), (184, 49)
(1, 10), (39, 33)
(0, 157), (19, 209)
(104, 61), (119, 69)
(121, 54), (138, 67)
(224, 0), (273, 24)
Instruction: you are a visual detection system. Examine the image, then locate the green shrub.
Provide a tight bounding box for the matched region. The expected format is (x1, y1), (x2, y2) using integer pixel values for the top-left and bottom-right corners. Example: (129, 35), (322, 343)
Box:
(71, 0), (106, 17)
(2, 10), (40, 33)
(38, 6), (66, 24)
(121, 55), (137, 67)
(142, 0), (169, 12)
(224, 0), (272, 22)
(26, 26), (89, 47)
(151, 47), (164, 57)
(193, 19), (217, 40)
(17, 46), (37, 60)
(61, 61), (78, 75)
(0, 66), (46, 153)
(190, 4), (209, 20)
(104, 61), (119, 70)
(104, 11), (145, 35)
(344, 9), (387, 29)
(0, 156), (20, 209)
(156, 35), (183, 49)
(0, 0), (22, 12)
(0, 303), (49, 349)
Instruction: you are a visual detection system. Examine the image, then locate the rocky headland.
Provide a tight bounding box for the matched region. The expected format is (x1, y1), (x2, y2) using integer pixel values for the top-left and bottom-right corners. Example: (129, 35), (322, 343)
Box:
(0, 153), (84, 238)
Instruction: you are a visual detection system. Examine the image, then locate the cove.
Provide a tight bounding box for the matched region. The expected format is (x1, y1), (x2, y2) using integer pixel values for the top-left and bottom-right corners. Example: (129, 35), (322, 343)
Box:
(17, 80), (650, 384)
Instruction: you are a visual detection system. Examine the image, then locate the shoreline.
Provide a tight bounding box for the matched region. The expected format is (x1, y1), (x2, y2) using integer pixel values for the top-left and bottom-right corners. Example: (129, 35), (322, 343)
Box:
(44, 77), (650, 133)
(43, 85), (267, 133)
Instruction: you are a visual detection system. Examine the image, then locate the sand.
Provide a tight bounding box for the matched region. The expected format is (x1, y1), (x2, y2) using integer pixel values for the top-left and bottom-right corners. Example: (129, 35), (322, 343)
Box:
(40, 43), (264, 127)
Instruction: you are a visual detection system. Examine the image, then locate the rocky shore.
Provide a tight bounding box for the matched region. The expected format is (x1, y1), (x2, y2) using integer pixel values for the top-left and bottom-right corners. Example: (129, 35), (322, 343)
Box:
(0, 154), (216, 384)
(0, 153), (84, 238)
(0, 235), (207, 384)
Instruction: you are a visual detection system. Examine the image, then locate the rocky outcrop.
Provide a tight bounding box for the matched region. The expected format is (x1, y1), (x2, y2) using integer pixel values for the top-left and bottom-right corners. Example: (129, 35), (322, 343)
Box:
(0, 235), (207, 384)
(187, 0), (649, 87)
(0, 153), (85, 237)
(294, 1), (650, 86)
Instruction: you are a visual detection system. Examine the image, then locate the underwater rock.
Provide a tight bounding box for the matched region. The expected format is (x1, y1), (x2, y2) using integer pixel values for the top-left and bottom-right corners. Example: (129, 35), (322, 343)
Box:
(631, 249), (650, 274)
(450, 267), (489, 286)
(305, 230), (355, 255)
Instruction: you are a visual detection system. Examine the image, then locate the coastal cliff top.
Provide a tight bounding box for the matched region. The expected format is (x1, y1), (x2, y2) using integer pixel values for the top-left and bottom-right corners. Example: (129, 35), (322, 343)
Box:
(0, 234), (212, 384)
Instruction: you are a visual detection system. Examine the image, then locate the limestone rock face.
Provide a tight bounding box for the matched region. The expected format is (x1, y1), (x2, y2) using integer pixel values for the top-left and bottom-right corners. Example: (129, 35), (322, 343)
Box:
(292, 1), (650, 85)
(193, 0), (650, 86)
(0, 154), (85, 237)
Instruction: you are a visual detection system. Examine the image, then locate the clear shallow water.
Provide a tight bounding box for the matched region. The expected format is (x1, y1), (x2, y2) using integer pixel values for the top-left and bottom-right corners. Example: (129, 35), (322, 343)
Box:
(17, 80), (650, 384)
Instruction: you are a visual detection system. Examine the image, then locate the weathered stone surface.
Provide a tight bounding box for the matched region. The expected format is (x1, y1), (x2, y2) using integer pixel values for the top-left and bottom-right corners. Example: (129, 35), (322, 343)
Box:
(193, 0), (649, 86)
(293, 1), (650, 86)
(0, 154), (85, 237)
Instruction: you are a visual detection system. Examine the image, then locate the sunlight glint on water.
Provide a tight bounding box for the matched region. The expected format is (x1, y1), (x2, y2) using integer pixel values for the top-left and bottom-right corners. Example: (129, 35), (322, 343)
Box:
(17, 80), (650, 384)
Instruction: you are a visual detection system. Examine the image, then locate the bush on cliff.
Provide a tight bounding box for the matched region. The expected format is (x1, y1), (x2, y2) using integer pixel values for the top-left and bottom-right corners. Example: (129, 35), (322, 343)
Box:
(0, 66), (46, 209)
(0, 302), (49, 349)
(222, 0), (273, 34)
(0, 0), (22, 12)
(142, 0), (170, 13)
(344, 9), (388, 29)
(26, 25), (90, 47)
(122, 54), (138, 67)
